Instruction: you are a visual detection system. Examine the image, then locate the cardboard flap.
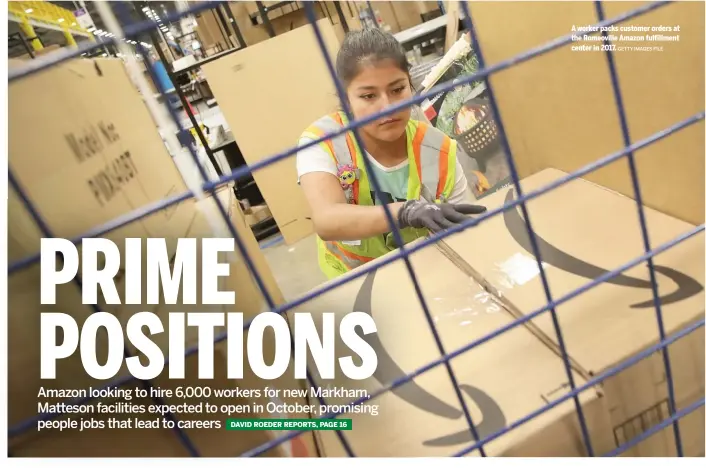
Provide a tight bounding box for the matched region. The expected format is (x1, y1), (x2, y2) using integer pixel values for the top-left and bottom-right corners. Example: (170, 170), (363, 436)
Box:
(440, 168), (704, 373)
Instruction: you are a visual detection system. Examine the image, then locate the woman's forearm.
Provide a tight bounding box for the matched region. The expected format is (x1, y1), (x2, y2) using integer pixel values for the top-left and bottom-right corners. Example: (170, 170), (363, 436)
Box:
(313, 202), (404, 241)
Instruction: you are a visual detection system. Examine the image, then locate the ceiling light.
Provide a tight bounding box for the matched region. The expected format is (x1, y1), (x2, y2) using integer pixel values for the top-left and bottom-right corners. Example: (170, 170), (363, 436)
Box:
(72, 22), (76, 26)
(102, 53), (108, 57)
(142, 7), (149, 12)
(25, 8), (33, 14)
(58, 18), (65, 23)
(87, 26), (95, 32)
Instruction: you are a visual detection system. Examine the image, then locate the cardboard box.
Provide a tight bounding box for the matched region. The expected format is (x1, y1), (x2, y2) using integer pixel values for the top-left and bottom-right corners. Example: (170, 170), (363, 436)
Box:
(469, 1), (705, 226)
(195, 8), (232, 50)
(245, 204), (273, 226)
(8, 58), (195, 429)
(202, 20), (341, 245)
(7, 58), (315, 457)
(440, 168), (705, 456)
(294, 242), (615, 456)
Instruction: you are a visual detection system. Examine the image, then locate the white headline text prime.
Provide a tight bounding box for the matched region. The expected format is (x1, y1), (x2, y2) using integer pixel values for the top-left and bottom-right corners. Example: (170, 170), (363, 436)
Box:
(41, 311), (378, 381)
(38, 238), (379, 381)
(41, 237), (245, 305)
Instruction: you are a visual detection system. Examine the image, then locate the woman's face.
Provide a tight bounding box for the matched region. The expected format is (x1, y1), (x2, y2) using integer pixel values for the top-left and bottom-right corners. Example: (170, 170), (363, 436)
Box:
(345, 59), (413, 143)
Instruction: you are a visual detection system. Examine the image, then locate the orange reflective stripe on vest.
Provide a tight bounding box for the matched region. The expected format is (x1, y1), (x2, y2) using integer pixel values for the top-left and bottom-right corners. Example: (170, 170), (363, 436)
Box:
(412, 122), (427, 185)
(325, 241), (375, 270)
(437, 135), (451, 199)
(302, 112), (457, 279)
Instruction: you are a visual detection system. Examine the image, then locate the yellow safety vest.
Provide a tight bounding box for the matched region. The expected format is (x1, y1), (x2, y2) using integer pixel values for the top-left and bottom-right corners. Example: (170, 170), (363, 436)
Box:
(301, 111), (458, 280)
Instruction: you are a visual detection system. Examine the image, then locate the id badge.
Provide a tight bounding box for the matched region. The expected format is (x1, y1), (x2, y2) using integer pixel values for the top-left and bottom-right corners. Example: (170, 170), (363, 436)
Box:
(341, 240), (362, 246)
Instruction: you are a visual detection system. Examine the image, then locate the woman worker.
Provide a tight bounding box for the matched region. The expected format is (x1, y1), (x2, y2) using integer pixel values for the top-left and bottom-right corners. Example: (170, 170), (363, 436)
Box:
(297, 29), (487, 280)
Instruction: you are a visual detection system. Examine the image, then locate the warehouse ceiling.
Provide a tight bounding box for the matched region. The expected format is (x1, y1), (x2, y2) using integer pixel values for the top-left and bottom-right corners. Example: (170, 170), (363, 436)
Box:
(48, 1), (181, 32)
(8, 1), (181, 58)
(7, 20), (69, 58)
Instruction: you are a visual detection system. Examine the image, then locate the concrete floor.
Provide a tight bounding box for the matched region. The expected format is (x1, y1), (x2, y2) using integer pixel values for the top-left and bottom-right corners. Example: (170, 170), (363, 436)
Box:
(261, 233), (328, 302)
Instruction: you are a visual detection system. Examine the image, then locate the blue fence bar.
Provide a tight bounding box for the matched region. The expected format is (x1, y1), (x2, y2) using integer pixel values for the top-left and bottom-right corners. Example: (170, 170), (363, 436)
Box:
(7, 173), (201, 457)
(593, 1), (684, 456)
(6, 0), (704, 459)
(303, 4), (486, 456)
(458, 0), (594, 455)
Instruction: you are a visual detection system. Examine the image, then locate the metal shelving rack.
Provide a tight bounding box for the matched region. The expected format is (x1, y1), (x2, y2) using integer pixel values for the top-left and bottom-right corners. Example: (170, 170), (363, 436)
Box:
(131, 1), (278, 241)
(249, 1), (350, 37)
(7, 1), (95, 58)
(131, 1), (245, 173)
(8, 1), (94, 47)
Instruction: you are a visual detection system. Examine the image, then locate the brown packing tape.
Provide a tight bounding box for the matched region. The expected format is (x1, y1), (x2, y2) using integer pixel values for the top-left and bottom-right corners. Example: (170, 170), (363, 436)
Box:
(420, 184), (592, 381)
(433, 236), (594, 381)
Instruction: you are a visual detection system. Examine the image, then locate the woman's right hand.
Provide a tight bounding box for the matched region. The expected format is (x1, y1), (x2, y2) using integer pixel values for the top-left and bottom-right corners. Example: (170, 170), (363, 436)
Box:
(397, 199), (487, 233)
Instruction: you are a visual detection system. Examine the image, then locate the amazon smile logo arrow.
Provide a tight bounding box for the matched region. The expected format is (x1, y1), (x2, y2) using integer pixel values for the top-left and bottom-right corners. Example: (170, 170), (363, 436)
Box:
(502, 189), (703, 308)
(348, 189), (702, 449)
(353, 270), (507, 448)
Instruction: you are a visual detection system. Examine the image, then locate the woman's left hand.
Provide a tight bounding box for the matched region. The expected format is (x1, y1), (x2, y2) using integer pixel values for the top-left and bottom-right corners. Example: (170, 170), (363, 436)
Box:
(397, 199), (487, 233)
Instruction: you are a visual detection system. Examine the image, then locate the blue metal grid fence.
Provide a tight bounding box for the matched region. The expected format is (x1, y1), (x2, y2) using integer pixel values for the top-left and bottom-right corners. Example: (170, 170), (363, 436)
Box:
(7, 0), (705, 458)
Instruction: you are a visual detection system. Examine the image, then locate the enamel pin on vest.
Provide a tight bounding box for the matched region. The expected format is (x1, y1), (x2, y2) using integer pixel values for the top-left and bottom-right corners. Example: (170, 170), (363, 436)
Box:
(337, 163), (360, 204)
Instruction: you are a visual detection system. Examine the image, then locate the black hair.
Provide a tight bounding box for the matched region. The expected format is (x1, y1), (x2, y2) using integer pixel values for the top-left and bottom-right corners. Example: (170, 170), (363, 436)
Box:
(335, 28), (411, 89)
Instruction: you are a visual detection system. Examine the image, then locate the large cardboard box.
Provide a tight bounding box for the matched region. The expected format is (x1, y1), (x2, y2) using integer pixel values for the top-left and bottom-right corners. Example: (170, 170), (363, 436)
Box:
(294, 242), (616, 456)
(202, 20), (341, 245)
(9, 187), (315, 457)
(469, 1), (705, 226)
(7, 58), (315, 457)
(440, 168), (705, 456)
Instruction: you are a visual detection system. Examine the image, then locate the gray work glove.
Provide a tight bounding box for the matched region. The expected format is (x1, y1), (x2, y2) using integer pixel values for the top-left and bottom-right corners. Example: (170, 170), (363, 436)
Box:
(398, 199), (487, 233)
